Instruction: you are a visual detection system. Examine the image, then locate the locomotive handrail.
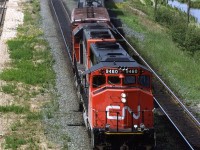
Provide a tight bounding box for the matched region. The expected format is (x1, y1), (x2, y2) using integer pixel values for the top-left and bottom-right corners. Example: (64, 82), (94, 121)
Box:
(104, 109), (152, 132)
(111, 23), (200, 128)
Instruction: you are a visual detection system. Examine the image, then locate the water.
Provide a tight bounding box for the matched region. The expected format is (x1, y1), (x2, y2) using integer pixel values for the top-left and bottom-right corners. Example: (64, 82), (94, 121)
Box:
(168, 0), (200, 23)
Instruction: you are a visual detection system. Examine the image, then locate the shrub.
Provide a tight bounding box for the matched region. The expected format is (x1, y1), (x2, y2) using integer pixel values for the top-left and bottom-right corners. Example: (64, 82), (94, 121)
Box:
(155, 5), (200, 54)
(184, 26), (200, 54)
(170, 18), (188, 47)
(155, 7), (175, 27)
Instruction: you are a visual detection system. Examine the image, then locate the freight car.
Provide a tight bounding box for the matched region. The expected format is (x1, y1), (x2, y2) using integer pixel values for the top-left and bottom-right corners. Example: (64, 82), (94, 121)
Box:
(70, 0), (155, 149)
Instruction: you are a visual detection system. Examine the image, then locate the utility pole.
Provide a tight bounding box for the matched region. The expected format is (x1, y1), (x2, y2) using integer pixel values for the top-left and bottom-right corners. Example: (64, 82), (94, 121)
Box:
(154, 0), (158, 18)
(187, 0), (190, 24)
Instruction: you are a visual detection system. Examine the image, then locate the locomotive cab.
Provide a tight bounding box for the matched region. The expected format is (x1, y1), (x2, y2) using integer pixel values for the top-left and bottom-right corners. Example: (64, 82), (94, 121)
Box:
(84, 64), (155, 149)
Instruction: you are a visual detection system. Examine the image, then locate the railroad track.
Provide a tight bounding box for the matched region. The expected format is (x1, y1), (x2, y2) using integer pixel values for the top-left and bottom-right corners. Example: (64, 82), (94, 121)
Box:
(50, 0), (200, 149)
(50, 0), (72, 62)
(0, 0), (7, 35)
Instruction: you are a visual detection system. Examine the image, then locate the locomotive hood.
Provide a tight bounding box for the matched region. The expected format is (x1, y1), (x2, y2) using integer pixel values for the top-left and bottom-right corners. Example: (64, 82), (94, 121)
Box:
(90, 88), (154, 130)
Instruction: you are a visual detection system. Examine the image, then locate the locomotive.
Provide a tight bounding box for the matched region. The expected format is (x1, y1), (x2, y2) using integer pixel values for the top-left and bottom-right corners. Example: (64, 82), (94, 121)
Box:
(70, 0), (155, 149)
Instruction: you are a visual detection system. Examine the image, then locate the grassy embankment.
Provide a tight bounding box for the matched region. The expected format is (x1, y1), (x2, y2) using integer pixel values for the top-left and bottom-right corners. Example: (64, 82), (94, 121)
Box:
(107, 0), (200, 108)
(0, 0), (58, 149)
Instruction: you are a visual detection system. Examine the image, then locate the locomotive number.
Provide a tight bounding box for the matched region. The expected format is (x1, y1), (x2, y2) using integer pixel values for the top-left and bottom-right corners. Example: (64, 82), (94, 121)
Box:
(125, 69), (138, 74)
(105, 69), (138, 74)
(106, 105), (140, 120)
(106, 69), (119, 74)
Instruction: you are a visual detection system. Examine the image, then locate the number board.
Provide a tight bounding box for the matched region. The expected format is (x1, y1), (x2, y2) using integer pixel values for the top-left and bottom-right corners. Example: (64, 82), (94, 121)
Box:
(105, 69), (138, 74)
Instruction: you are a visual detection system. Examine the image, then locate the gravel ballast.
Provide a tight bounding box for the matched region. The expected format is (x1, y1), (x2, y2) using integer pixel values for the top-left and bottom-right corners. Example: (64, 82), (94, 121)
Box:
(40, 0), (90, 149)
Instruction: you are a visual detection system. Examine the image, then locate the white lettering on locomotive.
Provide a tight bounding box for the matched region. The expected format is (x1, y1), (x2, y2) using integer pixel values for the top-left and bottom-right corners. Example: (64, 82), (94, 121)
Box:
(106, 105), (140, 120)
(106, 69), (119, 74)
(105, 69), (138, 74)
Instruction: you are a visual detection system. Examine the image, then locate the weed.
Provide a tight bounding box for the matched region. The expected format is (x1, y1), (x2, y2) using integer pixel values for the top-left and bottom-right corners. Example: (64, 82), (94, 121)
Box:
(62, 134), (71, 142)
(27, 112), (42, 120)
(11, 121), (22, 131)
(0, 105), (29, 114)
(45, 110), (54, 119)
(1, 83), (18, 94)
(5, 135), (27, 149)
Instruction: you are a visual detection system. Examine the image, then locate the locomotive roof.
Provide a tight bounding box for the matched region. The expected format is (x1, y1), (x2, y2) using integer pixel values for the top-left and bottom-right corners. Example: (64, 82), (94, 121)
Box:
(90, 42), (128, 59)
(73, 23), (111, 37)
(84, 28), (114, 39)
(71, 7), (110, 23)
(84, 42), (150, 74)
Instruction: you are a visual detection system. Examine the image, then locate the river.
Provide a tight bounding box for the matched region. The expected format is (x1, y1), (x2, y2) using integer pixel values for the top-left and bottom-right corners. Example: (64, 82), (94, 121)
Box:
(168, 0), (200, 23)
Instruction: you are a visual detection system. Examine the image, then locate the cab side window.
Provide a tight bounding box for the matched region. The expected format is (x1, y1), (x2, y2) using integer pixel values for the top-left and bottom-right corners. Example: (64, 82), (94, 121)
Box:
(93, 75), (106, 88)
(138, 75), (150, 87)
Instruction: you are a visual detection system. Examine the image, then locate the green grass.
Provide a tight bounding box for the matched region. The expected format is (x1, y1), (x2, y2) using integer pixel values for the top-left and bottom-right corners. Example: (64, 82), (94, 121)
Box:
(0, 0), (55, 86)
(5, 136), (27, 149)
(11, 121), (23, 131)
(0, 105), (29, 114)
(108, 0), (200, 105)
(27, 112), (42, 120)
(0, 35), (55, 86)
(1, 83), (18, 94)
(0, 61), (54, 85)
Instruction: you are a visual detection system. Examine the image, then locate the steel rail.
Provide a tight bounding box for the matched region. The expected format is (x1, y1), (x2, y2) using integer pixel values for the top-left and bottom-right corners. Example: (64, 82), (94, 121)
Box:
(112, 23), (200, 127)
(154, 97), (194, 150)
(0, 0), (6, 27)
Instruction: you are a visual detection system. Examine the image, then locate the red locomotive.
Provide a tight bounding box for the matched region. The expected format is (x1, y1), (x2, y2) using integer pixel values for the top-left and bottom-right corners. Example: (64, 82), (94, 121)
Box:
(71, 0), (155, 149)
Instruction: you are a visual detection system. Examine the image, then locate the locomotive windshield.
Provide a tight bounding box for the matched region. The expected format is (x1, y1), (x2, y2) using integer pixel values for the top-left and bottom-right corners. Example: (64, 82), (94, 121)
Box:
(93, 75), (106, 88)
(92, 71), (151, 89)
(123, 76), (136, 85)
(108, 76), (120, 84)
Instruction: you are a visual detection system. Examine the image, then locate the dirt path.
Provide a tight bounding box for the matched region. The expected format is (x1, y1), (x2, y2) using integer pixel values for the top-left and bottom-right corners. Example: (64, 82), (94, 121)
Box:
(0, 0), (24, 146)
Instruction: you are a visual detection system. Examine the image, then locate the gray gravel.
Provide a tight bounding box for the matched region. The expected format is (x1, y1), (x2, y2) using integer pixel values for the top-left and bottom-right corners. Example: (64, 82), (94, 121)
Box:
(122, 24), (145, 42)
(40, 0), (90, 149)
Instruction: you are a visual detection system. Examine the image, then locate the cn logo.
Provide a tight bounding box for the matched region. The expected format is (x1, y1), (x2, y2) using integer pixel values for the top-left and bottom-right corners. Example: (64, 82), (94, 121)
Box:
(106, 105), (140, 120)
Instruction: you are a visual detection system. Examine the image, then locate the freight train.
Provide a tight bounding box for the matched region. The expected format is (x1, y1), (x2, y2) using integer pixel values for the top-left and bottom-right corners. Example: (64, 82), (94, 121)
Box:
(70, 0), (155, 149)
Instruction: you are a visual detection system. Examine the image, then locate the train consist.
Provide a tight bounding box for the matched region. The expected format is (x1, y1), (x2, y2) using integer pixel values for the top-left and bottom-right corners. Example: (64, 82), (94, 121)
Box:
(70, 0), (155, 149)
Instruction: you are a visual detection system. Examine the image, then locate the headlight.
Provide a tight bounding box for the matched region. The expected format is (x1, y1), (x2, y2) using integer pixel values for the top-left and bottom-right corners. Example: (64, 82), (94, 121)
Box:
(121, 93), (126, 98)
(140, 123), (145, 129)
(134, 124), (138, 129)
(121, 98), (126, 103)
